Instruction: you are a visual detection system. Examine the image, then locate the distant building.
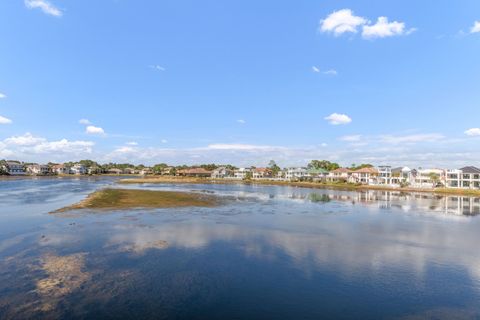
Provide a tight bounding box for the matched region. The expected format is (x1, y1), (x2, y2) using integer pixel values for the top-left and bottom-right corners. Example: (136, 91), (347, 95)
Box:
(233, 168), (252, 180)
(349, 167), (378, 185)
(2, 161), (25, 175)
(212, 167), (234, 179)
(107, 168), (123, 175)
(285, 167), (308, 180)
(252, 168), (273, 179)
(306, 168), (329, 181)
(52, 164), (70, 175)
(139, 168), (153, 175)
(71, 164), (87, 175)
(26, 164), (50, 175)
(414, 168), (445, 188)
(327, 168), (352, 182)
(446, 166), (480, 189)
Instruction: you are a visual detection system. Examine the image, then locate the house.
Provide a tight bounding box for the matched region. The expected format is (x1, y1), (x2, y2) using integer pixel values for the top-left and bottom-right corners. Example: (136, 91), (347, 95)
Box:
(446, 166), (480, 189)
(327, 168), (352, 182)
(177, 168), (212, 177)
(349, 167), (378, 185)
(391, 167), (416, 186)
(306, 168), (329, 181)
(26, 164), (50, 175)
(87, 166), (103, 175)
(413, 168), (445, 188)
(233, 168), (252, 180)
(212, 167), (234, 179)
(377, 166), (392, 185)
(71, 164), (87, 175)
(2, 161), (25, 175)
(285, 167), (308, 180)
(107, 168), (123, 175)
(161, 167), (174, 175)
(123, 168), (136, 174)
(252, 168), (273, 179)
(52, 164), (70, 175)
(139, 168), (153, 175)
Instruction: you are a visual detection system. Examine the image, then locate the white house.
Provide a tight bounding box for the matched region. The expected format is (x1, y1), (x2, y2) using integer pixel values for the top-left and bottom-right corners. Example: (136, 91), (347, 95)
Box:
(2, 161), (25, 175)
(234, 168), (252, 180)
(446, 166), (480, 189)
(26, 164), (50, 175)
(211, 167), (233, 179)
(327, 168), (352, 182)
(70, 164), (87, 175)
(285, 167), (308, 180)
(413, 168), (445, 188)
(348, 167), (378, 185)
(377, 166), (392, 185)
(52, 164), (70, 175)
(252, 168), (273, 179)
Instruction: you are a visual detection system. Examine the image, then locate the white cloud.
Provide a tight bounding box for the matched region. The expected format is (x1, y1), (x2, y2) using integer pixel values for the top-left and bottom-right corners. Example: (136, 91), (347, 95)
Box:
(379, 133), (444, 144)
(323, 69), (338, 76)
(465, 128), (480, 136)
(149, 65), (166, 71)
(79, 119), (92, 125)
(471, 21), (480, 34)
(319, 9), (367, 36)
(0, 93), (6, 99)
(320, 143), (328, 147)
(362, 17), (412, 39)
(237, 119), (246, 124)
(312, 66), (321, 73)
(126, 141), (138, 146)
(340, 135), (361, 142)
(324, 113), (352, 125)
(161, 139), (168, 144)
(0, 115), (12, 124)
(86, 125), (105, 135)
(4, 133), (45, 146)
(25, 0), (62, 17)
(115, 146), (136, 153)
(33, 139), (94, 154)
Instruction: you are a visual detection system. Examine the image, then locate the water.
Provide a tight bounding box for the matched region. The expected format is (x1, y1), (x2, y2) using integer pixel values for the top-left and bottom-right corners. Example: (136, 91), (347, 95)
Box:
(1, 178), (480, 319)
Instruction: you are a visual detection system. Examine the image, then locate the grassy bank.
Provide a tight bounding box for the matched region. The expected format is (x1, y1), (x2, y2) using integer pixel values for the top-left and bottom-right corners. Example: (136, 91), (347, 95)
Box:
(118, 176), (480, 197)
(54, 188), (219, 212)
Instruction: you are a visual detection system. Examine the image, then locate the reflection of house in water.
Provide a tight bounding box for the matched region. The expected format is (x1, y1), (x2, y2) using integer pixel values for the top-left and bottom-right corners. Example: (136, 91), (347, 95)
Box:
(444, 196), (480, 216)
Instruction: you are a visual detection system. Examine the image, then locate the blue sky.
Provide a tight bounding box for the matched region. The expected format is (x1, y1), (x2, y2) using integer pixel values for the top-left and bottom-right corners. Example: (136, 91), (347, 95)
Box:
(1, 0), (479, 167)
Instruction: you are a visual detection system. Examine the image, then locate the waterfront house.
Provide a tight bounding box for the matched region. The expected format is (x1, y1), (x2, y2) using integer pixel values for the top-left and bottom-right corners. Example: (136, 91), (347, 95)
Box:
(139, 168), (153, 175)
(124, 168), (136, 174)
(446, 166), (480, 189)
(307, 168), (329, 181)
(391, 167), (416, 186)
(177, 168), (212, 177)
(377, 166), (392, 185)
(413, 168), (445, 188)
(52, 164), (70, 175)
(2, 161), (25, 175)
(212, 167), (234, 179)
(253, 168), (273, 179)
(285, 167), (309, 180)
(349, 167), (378, 185)
(233, 168), (252, 180)
(107, 168), (123, 175)
(71, 164), (87, 175)
(327, 168), (352, 182)
(26, 164), (50, 175)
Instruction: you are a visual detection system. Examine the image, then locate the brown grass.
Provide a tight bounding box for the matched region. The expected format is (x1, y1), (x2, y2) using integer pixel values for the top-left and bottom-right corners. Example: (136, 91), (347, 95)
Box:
(54, 188), (219, 212)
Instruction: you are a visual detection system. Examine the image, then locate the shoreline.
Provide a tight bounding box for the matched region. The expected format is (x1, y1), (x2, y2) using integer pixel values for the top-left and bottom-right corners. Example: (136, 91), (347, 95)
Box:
(118, 176), (480, 197)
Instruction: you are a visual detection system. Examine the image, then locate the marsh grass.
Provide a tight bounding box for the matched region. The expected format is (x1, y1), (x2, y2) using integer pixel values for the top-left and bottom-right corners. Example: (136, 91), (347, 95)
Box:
(54, 188), (219, 212)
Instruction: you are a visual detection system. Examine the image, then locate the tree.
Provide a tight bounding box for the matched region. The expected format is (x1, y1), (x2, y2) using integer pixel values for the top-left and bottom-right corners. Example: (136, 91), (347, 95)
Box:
(429, 173), (441, 188)
(268, 160), (281, 176)
(349, 163), (374, 170)
(153, 163), (169, 174)
(308, 160), (340, 171)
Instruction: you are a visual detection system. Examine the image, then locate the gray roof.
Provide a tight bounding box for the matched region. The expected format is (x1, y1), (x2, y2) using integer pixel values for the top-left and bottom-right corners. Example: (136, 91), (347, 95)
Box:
(460, 166), (480, 174)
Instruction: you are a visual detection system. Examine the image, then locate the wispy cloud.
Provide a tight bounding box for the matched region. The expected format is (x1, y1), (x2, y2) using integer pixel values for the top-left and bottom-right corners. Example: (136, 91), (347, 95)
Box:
(0, 115), (12, 125)
(206, 144), (282, 151)
(465, 128), (480, 136)
(340, 135), (361, 142)
(379, 133), (444, 144)
(325, 113), (352, 125)
(471, 21), (480, 34)
(0, 93), (6, 99)
(323, 69), (338, 76)
(161, 139), (168, 144)
(149, 65), (166, 71)
(86, 125), (105, 135)
(312, 66), (321, 73)
(25, 0), (63, 17)
(79, 119), (92, 125)
(237, 119), (246, 124)
(126, 141), (138, 146)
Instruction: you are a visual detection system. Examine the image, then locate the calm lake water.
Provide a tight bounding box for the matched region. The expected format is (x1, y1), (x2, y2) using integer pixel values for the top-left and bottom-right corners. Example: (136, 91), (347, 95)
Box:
(1, 177), (480, 319)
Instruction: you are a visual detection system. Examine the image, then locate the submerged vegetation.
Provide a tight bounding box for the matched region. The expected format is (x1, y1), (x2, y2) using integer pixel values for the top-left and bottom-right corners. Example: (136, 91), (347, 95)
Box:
(54, 188), (219, 212)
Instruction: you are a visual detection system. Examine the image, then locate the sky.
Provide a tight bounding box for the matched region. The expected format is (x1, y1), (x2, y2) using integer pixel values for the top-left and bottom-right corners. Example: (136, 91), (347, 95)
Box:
(0, 0), (479, 168)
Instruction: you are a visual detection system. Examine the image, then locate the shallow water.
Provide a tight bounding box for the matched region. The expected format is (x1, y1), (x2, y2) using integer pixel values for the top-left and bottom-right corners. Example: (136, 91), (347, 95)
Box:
(1, 178), (480, 319)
